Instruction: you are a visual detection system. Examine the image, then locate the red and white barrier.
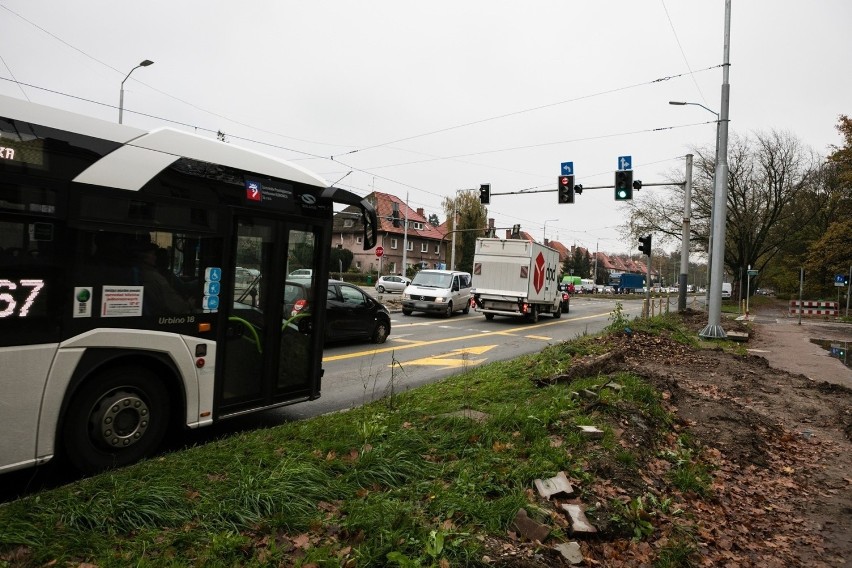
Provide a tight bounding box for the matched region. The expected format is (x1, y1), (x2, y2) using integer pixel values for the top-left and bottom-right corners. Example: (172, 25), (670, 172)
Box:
(789, 300), (839, 316)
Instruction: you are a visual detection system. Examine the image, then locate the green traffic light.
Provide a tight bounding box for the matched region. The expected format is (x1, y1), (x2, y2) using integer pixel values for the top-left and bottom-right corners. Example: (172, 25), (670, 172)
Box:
(617, 189), (627, 199)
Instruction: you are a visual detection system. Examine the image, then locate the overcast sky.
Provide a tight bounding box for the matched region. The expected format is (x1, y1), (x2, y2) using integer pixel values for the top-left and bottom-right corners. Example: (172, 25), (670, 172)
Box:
(1, 1), (849, 255)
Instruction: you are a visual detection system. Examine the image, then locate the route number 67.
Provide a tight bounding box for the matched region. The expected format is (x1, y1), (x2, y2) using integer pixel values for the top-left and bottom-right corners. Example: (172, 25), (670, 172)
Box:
(0, 279), (45, 318)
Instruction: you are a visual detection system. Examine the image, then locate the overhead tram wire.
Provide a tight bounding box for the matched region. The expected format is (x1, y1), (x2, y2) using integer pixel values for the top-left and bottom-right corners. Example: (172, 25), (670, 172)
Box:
(353, 120), (715, 171)
(1, 4), (352, 151)
(333, 64), (723, 159)
(660, 0), (710, 107)
(6, 3), (718, 173)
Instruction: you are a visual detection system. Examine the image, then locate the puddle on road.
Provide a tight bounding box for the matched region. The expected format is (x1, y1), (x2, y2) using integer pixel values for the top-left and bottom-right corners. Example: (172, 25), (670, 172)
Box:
(810, 339), (850, 369)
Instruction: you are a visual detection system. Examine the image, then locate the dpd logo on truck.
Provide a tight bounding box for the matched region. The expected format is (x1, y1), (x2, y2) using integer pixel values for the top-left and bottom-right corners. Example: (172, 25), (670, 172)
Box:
(533, 252), (558, 294)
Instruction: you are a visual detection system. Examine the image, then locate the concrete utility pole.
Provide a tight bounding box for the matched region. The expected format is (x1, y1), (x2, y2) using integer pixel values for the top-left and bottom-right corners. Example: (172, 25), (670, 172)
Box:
(450, 199), (458, 271)
(678, 154), (693, 312)
(401, 192), (409, 275)
(700, 0), (732, 340)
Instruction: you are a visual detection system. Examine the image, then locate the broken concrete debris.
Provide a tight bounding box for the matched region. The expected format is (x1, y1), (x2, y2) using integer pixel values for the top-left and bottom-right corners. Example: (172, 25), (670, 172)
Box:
(561, 503), (598, 534)
(510, 508), (550, 542)
(534, 471), (575, 500)
(554, 541), (584, 564)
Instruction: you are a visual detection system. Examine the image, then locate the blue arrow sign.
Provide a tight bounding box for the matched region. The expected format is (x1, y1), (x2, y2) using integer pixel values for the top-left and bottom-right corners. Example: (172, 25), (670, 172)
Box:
(618, 156), (632, 171)
(561, 161), (574, 175)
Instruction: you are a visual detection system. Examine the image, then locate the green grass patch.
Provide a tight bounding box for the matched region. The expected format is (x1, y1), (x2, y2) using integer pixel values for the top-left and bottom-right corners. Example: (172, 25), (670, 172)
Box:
(0, 314), (712, 566)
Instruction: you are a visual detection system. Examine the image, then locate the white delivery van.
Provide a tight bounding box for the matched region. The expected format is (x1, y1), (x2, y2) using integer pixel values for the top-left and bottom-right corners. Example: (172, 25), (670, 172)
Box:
(401, 270), (472, 317)
(721, 282), (732, 299)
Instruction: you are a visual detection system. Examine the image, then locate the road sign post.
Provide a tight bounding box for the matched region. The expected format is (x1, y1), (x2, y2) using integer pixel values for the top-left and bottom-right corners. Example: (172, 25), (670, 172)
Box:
(745, 266), (758, 318)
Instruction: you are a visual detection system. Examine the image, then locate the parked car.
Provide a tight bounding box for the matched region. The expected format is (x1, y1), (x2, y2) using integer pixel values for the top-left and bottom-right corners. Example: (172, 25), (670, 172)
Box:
(288, 268), (313, 283)
(325, 280), (391, 343)
(375, 274), (411, 293)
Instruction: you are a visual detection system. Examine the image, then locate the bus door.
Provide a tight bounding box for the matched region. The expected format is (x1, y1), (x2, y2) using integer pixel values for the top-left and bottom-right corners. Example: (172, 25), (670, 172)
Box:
(218, 215), (323, 415)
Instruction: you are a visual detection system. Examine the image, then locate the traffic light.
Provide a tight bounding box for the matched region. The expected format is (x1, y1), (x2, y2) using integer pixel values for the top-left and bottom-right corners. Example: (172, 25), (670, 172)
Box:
(574, 184), (583, 195)
(632, 179), (642, 191)
(638, 234), (652, 256)
(558, 175), (575, 204)
(479, 183), (491, 204)
(615, 170), (633, 200)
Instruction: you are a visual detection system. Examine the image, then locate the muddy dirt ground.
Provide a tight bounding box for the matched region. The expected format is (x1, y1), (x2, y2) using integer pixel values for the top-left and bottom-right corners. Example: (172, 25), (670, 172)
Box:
(616, 307), (851, 566)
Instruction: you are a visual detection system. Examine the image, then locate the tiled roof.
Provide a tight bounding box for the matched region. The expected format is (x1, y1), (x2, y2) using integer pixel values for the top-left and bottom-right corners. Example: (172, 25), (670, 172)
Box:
(372, 192), (444, 240)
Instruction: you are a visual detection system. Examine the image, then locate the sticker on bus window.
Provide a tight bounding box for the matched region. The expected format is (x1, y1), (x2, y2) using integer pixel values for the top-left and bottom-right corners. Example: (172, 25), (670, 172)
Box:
(202, 295), (220, 311)
(73, 287), (93, 318)
(205, 267), (222, 282)
(101, 286), (143, 317)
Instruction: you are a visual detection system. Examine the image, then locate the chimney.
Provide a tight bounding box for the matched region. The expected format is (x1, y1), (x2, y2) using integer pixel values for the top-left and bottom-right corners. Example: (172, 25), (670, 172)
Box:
(417, 207), (424, 217)
(488, 218), (495, 228)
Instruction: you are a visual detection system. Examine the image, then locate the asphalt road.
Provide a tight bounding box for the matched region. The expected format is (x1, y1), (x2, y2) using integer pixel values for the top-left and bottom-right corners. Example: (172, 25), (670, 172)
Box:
(263, 295), (644, 421)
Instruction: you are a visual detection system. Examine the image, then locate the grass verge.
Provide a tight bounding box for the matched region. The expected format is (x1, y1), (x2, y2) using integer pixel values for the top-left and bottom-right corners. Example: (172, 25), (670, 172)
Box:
(0, 313), (712, 567)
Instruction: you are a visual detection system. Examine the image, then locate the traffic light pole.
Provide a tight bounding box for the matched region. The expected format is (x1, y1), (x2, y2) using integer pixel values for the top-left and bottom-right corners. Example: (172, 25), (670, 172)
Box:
(678, 154), (693, 312)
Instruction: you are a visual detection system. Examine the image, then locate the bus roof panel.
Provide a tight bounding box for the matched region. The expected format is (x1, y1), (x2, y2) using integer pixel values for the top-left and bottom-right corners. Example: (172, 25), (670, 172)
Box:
(133, 128), (328, 189)
(73, 144), (178, 191)
(0, 94), (145, 144)
(1, 94), (329, 190)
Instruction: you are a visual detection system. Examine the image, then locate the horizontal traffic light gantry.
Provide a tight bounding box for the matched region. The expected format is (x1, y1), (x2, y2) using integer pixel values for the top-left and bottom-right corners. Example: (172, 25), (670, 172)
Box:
(479, 184), (491, 204)
(558, 175), (575, 204)
(615, 170), (633, 200)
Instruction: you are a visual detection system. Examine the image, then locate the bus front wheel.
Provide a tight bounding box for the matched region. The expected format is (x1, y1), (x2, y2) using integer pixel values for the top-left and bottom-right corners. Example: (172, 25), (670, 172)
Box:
(63, 367), (171, 474)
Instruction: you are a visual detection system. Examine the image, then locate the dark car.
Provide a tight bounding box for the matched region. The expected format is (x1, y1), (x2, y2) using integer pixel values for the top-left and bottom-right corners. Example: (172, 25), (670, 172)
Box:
(284, 280), (311, 317)
(325, 280), (391, 344)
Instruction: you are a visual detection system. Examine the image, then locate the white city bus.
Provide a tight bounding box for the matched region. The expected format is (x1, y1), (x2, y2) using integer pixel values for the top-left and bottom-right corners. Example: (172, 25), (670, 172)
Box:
(0, 94), (377, 474)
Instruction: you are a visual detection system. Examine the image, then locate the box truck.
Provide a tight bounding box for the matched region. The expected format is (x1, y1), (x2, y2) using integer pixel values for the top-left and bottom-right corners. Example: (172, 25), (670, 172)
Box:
(615, 273), (645, 293)
(471, 238), (563, 322)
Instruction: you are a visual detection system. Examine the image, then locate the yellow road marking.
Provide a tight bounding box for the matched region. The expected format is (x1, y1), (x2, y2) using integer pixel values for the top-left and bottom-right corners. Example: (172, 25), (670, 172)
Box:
(525, 335), (552, 340)
(322, 311), (609, 362)
(393, 345), (497, 369)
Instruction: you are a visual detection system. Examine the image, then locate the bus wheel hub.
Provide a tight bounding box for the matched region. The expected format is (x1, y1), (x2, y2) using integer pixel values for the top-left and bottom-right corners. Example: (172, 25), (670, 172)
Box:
(94, 391), (150, 447)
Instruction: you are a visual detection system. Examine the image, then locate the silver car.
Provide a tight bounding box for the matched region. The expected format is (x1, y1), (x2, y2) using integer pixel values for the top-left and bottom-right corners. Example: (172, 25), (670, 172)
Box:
(375, 274), (411, 293)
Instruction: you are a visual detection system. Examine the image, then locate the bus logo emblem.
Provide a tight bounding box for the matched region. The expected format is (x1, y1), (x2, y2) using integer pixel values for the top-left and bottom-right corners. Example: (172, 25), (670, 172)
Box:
(245, 181), (262, 202)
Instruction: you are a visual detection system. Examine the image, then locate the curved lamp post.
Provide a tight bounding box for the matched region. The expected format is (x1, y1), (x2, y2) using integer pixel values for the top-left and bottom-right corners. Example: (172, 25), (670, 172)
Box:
(119, 59), (154, 124)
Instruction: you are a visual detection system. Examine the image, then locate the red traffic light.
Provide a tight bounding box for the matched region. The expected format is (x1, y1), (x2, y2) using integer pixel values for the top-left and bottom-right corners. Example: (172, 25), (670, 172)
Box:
(558, 175), (575, 204)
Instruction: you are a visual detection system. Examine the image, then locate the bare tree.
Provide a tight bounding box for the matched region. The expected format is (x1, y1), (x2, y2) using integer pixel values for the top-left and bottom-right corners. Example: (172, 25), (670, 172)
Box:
(626, 130), (820, 292)
(442, 192), (488, 273)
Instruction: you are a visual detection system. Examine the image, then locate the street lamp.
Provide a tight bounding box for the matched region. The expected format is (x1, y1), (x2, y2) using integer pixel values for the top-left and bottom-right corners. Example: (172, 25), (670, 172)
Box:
(669, 100), (720, 309)
(119, 59), (154, 124)
(543, 218), (558, 244)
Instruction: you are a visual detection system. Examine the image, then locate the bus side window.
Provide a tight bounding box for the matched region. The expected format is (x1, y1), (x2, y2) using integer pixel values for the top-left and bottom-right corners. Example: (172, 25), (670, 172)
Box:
(133, 241), (195, 315)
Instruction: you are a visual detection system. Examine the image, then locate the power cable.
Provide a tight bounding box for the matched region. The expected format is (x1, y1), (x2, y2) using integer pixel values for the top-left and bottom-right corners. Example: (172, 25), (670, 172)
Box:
(660, 0), (710, 106)
(334, 64), (721, 158)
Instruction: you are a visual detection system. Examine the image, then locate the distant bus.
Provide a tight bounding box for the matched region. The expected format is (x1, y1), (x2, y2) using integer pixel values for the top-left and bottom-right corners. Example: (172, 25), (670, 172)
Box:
(0, 94), (377, 473)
